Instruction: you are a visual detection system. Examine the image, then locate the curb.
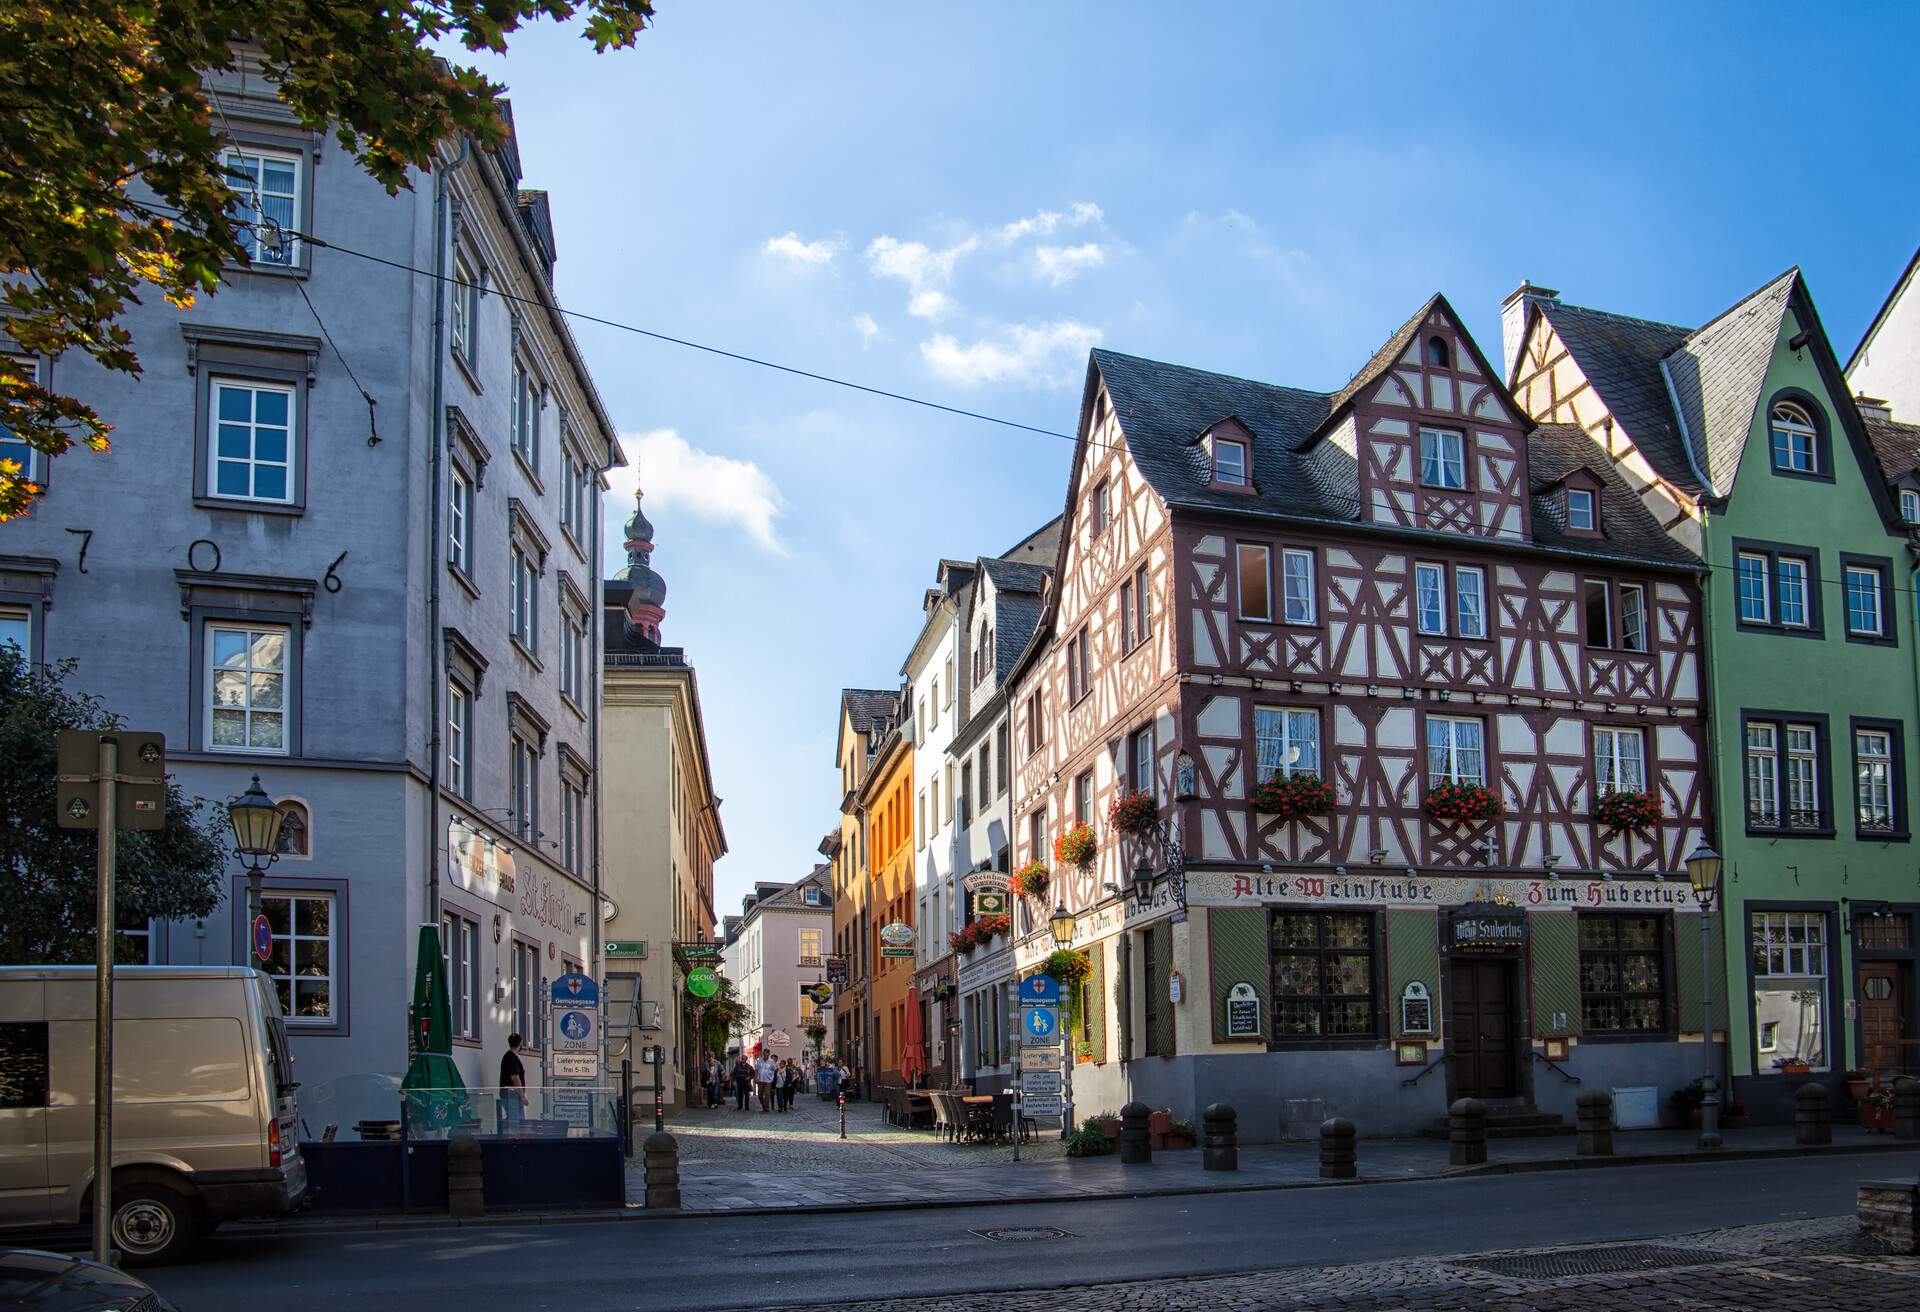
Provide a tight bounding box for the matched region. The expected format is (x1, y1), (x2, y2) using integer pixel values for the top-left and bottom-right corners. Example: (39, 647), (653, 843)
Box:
(222, 1137), (1919, 1237)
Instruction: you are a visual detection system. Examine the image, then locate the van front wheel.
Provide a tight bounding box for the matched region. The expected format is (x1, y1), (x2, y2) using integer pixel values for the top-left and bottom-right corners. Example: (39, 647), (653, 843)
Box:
(111, 1183), (200, 1265)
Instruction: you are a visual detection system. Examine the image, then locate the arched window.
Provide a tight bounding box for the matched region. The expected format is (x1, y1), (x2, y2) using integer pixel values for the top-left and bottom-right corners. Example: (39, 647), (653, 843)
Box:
(275, 799), (310, 857)
(1425, 336), (1451, 368)
(1769, 402), (1819, 474)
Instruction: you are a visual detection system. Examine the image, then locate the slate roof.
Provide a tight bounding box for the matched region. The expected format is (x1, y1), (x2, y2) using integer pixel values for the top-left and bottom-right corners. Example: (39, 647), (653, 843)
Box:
(983, 558), (1049, 687)
(1534, 300), (1695, 492)
(1865, 414), (1920, 481)
(840, 689), (898, 734)
(1323, 295), (1440, 417)
(1525, 422), (1699, 564)
(1662, 269), (1798, 494)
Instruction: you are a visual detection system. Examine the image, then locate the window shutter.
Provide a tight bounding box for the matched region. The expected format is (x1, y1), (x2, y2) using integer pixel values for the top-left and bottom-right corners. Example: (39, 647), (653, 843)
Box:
(1151, 920), (1175, 1057)
(1209, 908), (1271, 1042)
(1529, 912), (1581, 1039)
(1085, 944), (1108, 1064)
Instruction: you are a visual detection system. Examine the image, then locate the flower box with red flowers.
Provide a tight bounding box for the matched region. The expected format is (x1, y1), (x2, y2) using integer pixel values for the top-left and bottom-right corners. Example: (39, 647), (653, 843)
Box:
(1010, 862), (1050, 900)
(1251, 771), (1335, 822)
(1593, 789), (1662, 831)
(1053, 823), (1096, 868)
(970, 913), (1009, 944)
(1423, 782), (1503, 824)
(1107, 790), (1157, 836)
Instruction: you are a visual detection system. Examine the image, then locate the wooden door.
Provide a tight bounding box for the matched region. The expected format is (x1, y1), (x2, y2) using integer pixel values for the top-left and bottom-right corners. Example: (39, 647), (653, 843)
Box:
(1859, 961), (1909, 1075)
(1451, 960), (1516, 1099)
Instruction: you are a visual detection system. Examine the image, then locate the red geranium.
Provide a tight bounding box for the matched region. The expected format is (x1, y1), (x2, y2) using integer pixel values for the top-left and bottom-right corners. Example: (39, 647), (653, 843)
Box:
(1107, 790), (1156, 835)
(1594, 789), (1662, 831)
(1010, 862), (1050, 900)
(1424, 782), (1503, 824)
(1053, 823), (1096, 868)
(1251, 771), (1335, 822)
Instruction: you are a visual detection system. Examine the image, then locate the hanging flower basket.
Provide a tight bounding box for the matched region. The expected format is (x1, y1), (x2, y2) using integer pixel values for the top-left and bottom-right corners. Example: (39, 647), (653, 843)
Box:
(948, 928), (974, 955)
(1594, 789), (1662, 831)
(1424, 782), (1503, 824)
(1010, 862), (1050, 900)
(1053, 823), (1096, 868)
(1251, 770), (1335, 822)
(973, 913), (1010, 942)
(1107, 790), (1157, 836)
(1042, 949), (1092, 987)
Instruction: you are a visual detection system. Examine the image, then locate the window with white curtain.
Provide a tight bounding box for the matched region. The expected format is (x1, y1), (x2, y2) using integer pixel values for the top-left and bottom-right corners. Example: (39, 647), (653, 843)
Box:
(1425, 716), (1486, 786)
(1593, 727), (1646, 794)
(1255, 707), (1320, 778)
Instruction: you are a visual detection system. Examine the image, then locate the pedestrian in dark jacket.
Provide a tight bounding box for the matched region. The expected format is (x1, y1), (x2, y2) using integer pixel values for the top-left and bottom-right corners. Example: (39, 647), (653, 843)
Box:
(730, 1056), (753, 1110)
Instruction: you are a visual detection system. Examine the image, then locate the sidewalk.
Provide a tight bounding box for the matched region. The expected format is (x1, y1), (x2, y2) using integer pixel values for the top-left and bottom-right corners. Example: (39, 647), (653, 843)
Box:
(643, 1089), (1920, 1214)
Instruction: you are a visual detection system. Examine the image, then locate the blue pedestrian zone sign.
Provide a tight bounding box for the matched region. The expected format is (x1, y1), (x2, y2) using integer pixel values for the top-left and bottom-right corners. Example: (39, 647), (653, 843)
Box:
(1019, 974), (1061, 1005)
(1021, 1005), (1058, 1045)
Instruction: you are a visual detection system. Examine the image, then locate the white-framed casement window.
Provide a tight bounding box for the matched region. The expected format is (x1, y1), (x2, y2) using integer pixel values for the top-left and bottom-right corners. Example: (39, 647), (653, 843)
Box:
(511, 939), (541, 1048)
(0, 604), (31, 660)
(1212, 438), (1248, 486)
(1133, 565), (1151, 640)
(1776, 557), (1810, 628)
(211, 379), (295, 503)
(1282, 548), (1316, 624)
(1131, 724), (1155, 797)
(207, 625), (289, 754)
(1454, 565), (1487, 639)
(1120, 577), (1136, 651)
(451, 253), (479, 363)
(220, 147), (301, 266)
(449, 468), (473, 576)
(510, 733), (537, 838)
(1769, 402), (1818, 474)
(1593, 727), (1646, 796)
(1255, 707), (1320, 779)
(799, 928), (823, 966)
(1845, 565), (1884, 637)
(560, 609), (584, 706)
(1588, 579), (1653, 652)
(1418, 427), (1466, 489)
(561, 779), (584, 874)
(1414, 562), (1447, 636)
(447, 682), (471, 797)
(441, 910), (481, 1041)
(509, 544), (537, 652)
(1749, 910), (1828, 1070)
(1567, 488), (1597, 531)
(1737, 553), (1770, 624)
(1091, 479), (1110, 537)
(261, 890), (335, 1023)
(1855, 728), (1895, 833)
(1237, 544), (1272, 621)
(510, 360), (541, 469)
(1619, 583), (1648, 652)
(1903, 489), (1920, 526)
(1075, 771), (1093, 827)
(1, 355), (43, 484)
(1425, 715), (1486, 787)
(945, 655), (956, 708)
(561, 444), (582, 543)
(1746, 722), (1780, 826)
(1785, 723), (1820, 825)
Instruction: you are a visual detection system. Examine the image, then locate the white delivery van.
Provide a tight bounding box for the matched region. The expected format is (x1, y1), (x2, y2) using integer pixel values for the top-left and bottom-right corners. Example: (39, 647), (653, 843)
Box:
(0, 965), (308, 1263)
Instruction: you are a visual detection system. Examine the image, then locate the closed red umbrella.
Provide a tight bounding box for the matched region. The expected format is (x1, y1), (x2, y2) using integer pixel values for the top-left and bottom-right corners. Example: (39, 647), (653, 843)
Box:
(900, 986), (926, 1085)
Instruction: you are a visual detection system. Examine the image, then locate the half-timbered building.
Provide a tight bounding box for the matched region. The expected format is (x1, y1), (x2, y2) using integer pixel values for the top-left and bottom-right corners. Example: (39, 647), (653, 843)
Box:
(1008, 297), (1712, 1138)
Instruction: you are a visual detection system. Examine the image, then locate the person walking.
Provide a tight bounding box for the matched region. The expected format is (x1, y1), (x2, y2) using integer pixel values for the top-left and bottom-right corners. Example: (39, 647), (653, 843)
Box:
(754, 1052), (777, 1111)
(776, 1059), (797, 1112)
(731, 1054), (753, 1111)
(704, 1057), (723, 1109)
(499, 1033), (527, 1129)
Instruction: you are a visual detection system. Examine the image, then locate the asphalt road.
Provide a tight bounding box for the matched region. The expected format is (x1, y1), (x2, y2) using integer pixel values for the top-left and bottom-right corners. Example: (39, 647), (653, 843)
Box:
(145, 1152), (1920, 1312)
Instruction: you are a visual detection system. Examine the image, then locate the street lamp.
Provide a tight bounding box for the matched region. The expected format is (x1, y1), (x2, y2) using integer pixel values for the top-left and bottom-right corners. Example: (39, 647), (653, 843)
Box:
(228, 775), (285, 966)
(1049, 903), (1074, 946)
(1685, 841), (1724, 1150)
(1131, 854), (1156, 905)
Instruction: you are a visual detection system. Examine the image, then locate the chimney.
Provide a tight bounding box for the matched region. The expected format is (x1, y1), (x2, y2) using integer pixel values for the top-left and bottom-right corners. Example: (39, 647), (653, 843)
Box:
(1857, 394), (1893, 423)
(1501, 282), (1560, 385)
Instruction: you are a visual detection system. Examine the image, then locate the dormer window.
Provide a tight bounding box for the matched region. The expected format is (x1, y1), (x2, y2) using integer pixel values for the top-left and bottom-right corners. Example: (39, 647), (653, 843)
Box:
(1567, 488), (1597, 532)
(1212, 438), (1248, 487)
(1425, 336), (1451, 368)
(1901, 488), (1919, 526)
(1769, 401), (1818, 475)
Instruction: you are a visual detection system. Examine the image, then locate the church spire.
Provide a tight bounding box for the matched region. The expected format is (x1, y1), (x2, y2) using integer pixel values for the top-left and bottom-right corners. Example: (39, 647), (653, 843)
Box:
(623, 489), (666, 644)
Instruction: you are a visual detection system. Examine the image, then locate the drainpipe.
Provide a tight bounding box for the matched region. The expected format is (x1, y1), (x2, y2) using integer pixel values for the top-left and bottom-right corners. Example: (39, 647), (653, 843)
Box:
(590, 438), (605, 992)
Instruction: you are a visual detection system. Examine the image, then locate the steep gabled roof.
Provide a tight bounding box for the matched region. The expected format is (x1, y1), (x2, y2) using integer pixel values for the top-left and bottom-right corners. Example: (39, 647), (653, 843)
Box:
(1661, 269), (1798, 494)
(1865, 413), (1920, 483)
(1848, 243), (1920, 374)
(1525, 422), (1699, 564)
(1307, 293), (1522, 451)
(840, 689), (896, 734)
(1534, 300), (1696, 492)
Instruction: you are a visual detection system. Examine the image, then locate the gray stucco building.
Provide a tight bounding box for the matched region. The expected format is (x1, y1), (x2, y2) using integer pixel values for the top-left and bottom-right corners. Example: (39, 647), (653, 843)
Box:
(1, 59), (621, 1128)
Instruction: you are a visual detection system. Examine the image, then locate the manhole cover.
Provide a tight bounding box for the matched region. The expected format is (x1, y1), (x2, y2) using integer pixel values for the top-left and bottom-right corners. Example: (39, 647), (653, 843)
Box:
(970, 1226), (1076, 1243)
(1461, 1244), (1735, 1280)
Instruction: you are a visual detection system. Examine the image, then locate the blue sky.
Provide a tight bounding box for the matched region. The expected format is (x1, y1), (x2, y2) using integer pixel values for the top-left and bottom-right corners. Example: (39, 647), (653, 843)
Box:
(461, 2), (1920, 918)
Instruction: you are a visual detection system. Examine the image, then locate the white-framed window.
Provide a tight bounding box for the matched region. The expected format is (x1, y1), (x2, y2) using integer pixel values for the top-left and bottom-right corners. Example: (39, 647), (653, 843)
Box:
(1213, 438), (1248, 486)
(511, 360), (540, 468)
(1282, 548), (1316, 624)
(1749, 910), (1828, 1071)
(1237, 543), (1271, 621)
(1903, 488), (1920, 526)
(511, 733), (537, 838)
(1746, 722), (1780, 826)
(1769, 401), (1818, 474)
(1785, 723), (1820, 825)
(220, 147), (301, 266)
(449, 469), (472, 575)
(262, 891), (335, 1023)
(561, 445), (581, 540)
(1075, 771), (1093, 827)
(1415, 562), (1447, 635)
(1584, 579), (1614, 649)
(561, 610), (584, 705)
(1133, 565), (1151, 640)
(441, 910), (481, 1041)
(207, 625), (289, 754)
(1845, 565), (1884, 637)
(1737, 552), (1770, 624)
(1, 355), (42, 484)
(1132, 724), (1155, 797)
(1593, 727), (1646, 795)
(510, 544), (537, 651)
(800, 928), (823, 966)
(916, 791), (927, 851)
(1454, 565), (1486, 639)
(451, 253), (479, 361)
(511, 939), (541, 1048)
(562, 779), (584, 873)
(448, 682), (470, 797)
(1120, 577), (1136, 651)
(210, 379), (295, 503)
(1567, 487), (1596, 531)
(1091, 479), (1110, 537)
(1425, 715), (1486, 787)
(1418, 427), (1466, 489)
(1776, 557), (1809, 628)
(1255, 707), (1320, 779)
(945, 655), (956, 708)
(1619, 583), (1648, 653)
(1856, 728), (1894, 832)
(0, 603), (31, 659)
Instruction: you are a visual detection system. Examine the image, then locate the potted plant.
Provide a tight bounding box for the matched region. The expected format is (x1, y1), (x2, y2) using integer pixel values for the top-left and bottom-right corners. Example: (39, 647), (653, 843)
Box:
(1846, 1069), (1872, 1102)
(1053, 823), (1096, 868)
(1669, 1078), (1705, 1129)
(1148, 1108), (1173, 1149)
(1164, 1117), (1197, 1150)
(1594, 789), (1663, 831)
(973, 912), (1010, 943)
(948, 925), (975, 956)
(1861, 1086), (1896, 1133)
(1424, 781), (1503, 824)
(1085, 1112), (1121, 1145)
(1010, 862), (1050, 901)
(1065, 1124), (1115, 1157)
(1251, 770), (1336, 822)
(1107, 789), (1157, 836)
(1044, 948), (1093, 1035)
(1774, 1056), (1812, 1076)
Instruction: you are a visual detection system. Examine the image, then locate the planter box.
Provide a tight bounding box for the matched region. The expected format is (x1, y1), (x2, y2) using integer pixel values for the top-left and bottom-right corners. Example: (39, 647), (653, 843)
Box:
(1862, 1103), (1896, 1134)
(1162, 1131), (1196, 1150)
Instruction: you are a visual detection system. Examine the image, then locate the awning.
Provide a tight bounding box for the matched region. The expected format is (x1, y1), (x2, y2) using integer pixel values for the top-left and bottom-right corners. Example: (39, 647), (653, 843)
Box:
(900, 986), (926, 1085)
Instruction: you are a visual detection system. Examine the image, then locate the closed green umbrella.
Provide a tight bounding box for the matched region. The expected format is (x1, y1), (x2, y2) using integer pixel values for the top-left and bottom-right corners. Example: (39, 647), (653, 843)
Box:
(400, 922), (472, 1130)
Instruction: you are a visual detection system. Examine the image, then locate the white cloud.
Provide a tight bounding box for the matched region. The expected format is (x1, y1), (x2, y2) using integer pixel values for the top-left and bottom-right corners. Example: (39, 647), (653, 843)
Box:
(998, 201), (1104, 245)
(908, 290), (953, 319)
(852, 312), (881, 345)
(920, 320), (1103, 388)
(618, 429), (788, 555)
(763, 231), (843, 267)
(1033, 242), (1106, 287)
(865, 234), (978, 293)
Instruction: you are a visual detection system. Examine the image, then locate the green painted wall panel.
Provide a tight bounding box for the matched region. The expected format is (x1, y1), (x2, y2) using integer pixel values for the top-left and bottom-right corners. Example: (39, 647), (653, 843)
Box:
(1386, 909), (1439, 1038)
(1530, 913), (1580, 1038)
(1087, 941), (1108, 1064)
(1675, 910), (1720, 1034)
(1208, 908), (1270, 1042)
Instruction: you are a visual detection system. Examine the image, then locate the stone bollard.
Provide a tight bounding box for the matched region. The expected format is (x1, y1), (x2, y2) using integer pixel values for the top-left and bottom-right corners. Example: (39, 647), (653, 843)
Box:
(1794, 1082), (1832, 1146)
(643, 1131), (680, 1209)
(1449, 1098), (1487, 1167)
(447, 1131), (484, 1217)
(1894, 1082), (1920, 1140)
(1202, 1102), (1238, 1172)
(1575, 1090), (1614, 1157)
(1119, 1102), (1153, 1166)
(1319, 1117), (1356, 1179)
